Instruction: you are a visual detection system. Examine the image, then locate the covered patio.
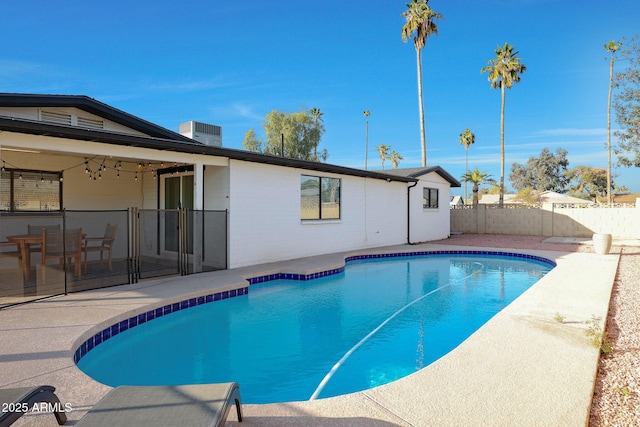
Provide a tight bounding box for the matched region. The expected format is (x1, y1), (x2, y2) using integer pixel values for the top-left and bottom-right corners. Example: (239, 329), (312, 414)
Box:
(1, 113), (230, 307)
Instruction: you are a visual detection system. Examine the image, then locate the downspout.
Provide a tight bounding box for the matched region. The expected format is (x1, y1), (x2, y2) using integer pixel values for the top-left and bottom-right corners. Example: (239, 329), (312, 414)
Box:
(407, 181), (418, 244)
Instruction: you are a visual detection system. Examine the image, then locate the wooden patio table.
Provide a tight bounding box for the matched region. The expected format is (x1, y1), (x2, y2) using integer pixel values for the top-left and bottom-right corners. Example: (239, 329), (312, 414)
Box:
(6, 234), (42, 281)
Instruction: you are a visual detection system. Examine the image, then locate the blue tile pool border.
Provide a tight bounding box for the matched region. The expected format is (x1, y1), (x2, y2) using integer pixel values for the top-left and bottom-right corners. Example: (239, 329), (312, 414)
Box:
(73, 286), (248, 364)
(247, 250), (556, 285)
(74, 250), (555, 365)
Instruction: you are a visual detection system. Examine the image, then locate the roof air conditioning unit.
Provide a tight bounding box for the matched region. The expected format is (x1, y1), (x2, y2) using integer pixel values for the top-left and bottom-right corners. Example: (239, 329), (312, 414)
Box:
(179, 121), (222, 147)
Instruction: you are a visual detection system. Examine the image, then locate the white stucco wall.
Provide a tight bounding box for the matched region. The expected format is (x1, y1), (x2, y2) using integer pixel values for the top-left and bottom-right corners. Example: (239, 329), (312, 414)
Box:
(203, 164), (230, 211)
(227, 160), (414, 268)
(409, 173), (452, 243)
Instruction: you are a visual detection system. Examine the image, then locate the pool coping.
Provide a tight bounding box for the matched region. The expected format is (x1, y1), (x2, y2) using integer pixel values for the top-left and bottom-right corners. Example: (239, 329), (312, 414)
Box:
(71, 250), (556, 368)
(0, 242), (618, 426)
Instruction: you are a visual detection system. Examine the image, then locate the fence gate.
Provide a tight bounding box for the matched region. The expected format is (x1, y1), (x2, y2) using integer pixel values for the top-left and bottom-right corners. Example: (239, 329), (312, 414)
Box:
(130, 208), (227, 282)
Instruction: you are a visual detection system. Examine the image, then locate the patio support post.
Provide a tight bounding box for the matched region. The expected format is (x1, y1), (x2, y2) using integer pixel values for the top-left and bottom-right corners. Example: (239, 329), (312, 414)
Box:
(194, 163), (204, 211)
(192, 163), (204, 273)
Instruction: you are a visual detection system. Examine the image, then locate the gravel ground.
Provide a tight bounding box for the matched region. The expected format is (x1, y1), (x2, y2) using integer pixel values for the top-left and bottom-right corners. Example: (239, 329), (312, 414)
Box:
(588, 247), (640, 426)
(431, 234), (640, 427)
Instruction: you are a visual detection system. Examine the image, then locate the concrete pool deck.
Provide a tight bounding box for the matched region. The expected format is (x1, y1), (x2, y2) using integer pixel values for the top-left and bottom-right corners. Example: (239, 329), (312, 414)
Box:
(0, 241), (619, 426)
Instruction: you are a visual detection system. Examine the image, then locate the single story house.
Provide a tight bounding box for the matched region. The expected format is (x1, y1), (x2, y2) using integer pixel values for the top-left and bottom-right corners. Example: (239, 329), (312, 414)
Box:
(612, 193), (640, 205)
(0, 93), (460, 277)
(537, 191), (595, 205)
(449, 195), (464, 207)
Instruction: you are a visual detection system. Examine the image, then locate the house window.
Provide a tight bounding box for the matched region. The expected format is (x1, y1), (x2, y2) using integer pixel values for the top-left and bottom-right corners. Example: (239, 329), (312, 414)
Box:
(423, 188), (439, 209)
(301, 175), (341, 220)
(0, 169), (62, 211)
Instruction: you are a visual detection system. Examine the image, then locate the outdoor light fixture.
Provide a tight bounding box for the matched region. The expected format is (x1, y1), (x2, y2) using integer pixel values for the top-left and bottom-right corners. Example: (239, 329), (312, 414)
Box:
(0, 147), (40, 154)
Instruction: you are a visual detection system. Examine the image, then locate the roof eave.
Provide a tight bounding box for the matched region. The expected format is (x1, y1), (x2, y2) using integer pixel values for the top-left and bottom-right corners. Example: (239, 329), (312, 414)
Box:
(0, 93), (194, 142)
(0, 117), (416, 183)
(393, 166), (462, 187)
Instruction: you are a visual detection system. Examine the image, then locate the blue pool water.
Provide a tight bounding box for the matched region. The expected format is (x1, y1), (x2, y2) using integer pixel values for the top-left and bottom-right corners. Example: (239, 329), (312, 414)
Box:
(77, 253), (553, 403)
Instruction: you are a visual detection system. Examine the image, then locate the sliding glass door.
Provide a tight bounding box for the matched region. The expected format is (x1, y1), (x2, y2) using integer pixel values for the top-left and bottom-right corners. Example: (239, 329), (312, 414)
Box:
(163, 174), (193, 252)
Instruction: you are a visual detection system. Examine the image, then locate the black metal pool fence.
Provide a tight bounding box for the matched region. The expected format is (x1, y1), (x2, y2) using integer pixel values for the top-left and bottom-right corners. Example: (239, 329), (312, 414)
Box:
(0, 208), (227, 308)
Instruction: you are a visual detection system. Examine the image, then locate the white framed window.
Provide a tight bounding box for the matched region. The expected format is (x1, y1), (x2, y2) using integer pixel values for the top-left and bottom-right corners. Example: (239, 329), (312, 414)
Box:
(301, 175), (341, 220)
(423, 187), (439, 209)
(1, 169), (62, 211)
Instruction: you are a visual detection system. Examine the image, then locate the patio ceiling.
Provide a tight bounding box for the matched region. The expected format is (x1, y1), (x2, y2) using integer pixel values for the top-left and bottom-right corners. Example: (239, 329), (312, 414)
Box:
(0, 143), (194, 182)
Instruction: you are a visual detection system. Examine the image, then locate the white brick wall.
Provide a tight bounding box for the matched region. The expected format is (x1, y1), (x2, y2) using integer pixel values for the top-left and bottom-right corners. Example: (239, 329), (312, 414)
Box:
(227, 161), (452, 268)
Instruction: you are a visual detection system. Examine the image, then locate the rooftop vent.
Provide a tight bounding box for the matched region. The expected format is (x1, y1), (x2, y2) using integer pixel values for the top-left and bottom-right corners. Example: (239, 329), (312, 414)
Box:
(179, 121), (222, 147)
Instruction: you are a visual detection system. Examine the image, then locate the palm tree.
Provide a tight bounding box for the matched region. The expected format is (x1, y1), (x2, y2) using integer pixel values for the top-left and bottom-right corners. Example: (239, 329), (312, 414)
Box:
(481, 43), (526, 206)
(604, 40), (621, 206)
(309, 108), (324, 160)
(459, 128), (475, 203)
(460, 169), (492, 207)
(363, 110), (371, 170)
(376, 144), (390, 169)
(401, 0), (443, 167)
(389, 150), (404, 169)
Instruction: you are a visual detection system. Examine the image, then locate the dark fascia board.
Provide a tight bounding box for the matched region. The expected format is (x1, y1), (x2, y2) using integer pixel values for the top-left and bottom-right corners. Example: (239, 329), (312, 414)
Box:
(411, 166), (461, 187)
(0, 93), (194, 142)
(0, 116), (416, 184)
(382, 166), (461, 187)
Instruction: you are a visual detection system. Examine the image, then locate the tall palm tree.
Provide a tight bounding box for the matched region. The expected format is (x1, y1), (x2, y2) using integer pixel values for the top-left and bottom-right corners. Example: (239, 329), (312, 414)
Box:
(459, 128), (475, 203)
(389, 150), (404, 169)
(481, 43), (526, 206)
(309, 108), (324, 160)
(376, 144), (390, 169)
(460, 169), (492, 207)
(604, 40), (621, 206)
(363, 110), (371, 170)
(401, 0), (443, 167)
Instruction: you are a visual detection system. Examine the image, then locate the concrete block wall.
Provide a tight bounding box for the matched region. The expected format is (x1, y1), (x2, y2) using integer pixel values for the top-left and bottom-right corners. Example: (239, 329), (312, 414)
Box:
(484, 207), (543, 235)
(450, 208), (478, 233)
(552, 206), (639, 238)
(451, 204), (640, 239)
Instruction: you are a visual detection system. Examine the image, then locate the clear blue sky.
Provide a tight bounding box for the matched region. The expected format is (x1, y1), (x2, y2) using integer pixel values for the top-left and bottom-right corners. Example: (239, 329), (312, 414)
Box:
(3, 0), (639, 194)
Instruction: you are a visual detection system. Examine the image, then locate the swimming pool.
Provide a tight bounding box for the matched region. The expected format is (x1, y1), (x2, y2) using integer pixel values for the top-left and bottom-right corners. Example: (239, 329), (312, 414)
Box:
(76, 251), (554, 403)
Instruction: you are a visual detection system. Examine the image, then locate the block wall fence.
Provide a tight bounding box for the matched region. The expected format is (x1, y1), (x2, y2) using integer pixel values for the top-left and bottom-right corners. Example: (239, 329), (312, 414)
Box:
(450, 201), (640, 239)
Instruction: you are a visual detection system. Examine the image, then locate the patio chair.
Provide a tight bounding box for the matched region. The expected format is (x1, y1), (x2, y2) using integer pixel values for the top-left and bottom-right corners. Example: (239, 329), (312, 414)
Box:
(83, 223), (118, 273)
(75, 383), (243, 426)
(41, 228), (83, 281)
(27, 224), (61, 236)
(26, 224), (61, 255)
(0, 385), (67, 426)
